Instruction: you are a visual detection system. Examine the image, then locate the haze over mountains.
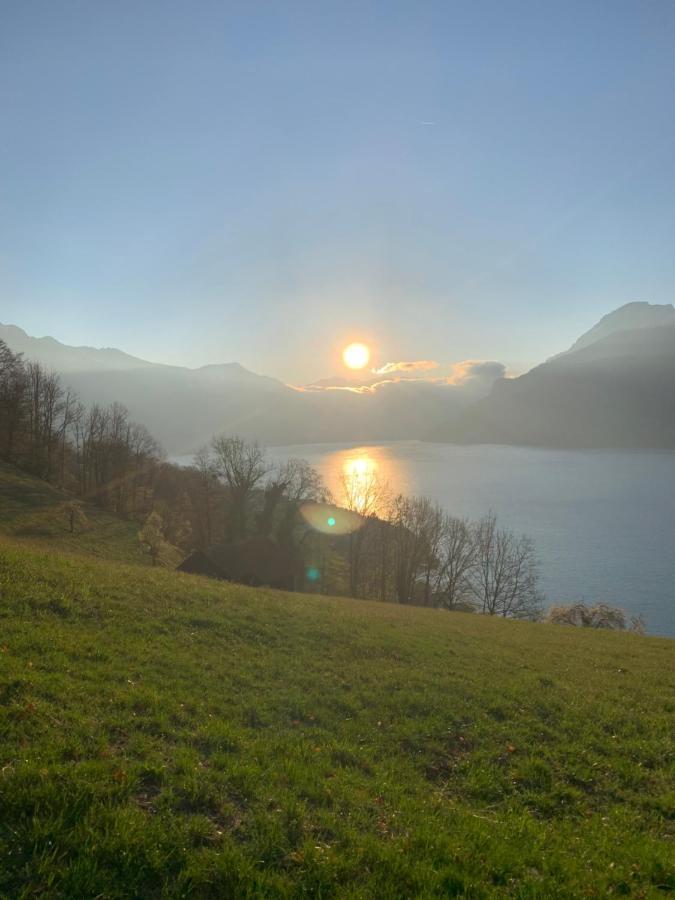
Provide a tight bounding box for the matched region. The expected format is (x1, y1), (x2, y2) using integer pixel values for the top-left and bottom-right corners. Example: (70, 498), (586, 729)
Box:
(0, 323), (499, 452)
(432, 302), (675, 449)
(2, 301), (674, 453)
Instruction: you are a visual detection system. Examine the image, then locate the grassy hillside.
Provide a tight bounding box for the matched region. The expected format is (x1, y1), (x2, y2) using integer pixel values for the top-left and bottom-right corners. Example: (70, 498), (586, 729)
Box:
(0, 539), (673, 897)
(0, 462), (170, 565)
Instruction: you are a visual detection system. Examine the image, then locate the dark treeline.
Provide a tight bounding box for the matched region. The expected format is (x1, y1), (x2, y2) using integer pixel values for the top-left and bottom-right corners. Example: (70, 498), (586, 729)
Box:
(0, 339), (225, 551)
(1, 339), (161, 517)
(193, 437), (542, 619)
(330, 468), (541, 618)
(0, 339), (331, 564)
(1, 338), (541, 617)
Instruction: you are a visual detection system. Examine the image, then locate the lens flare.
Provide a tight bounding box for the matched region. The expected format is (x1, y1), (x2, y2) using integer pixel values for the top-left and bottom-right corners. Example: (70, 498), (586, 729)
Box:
(299, 502), (364, 535)
(313, 445), (403, 516)
(342, 342), (370, 370)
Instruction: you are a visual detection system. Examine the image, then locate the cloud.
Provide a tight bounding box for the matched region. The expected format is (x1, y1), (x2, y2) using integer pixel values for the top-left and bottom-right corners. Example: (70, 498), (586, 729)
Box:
(298, 359), (508, 395)
(447, 359), (507, 385)
(373, 359), (439, 375)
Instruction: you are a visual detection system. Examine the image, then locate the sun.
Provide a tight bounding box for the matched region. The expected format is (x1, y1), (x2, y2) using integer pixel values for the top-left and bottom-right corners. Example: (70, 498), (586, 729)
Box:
(342, 342), (370, 370)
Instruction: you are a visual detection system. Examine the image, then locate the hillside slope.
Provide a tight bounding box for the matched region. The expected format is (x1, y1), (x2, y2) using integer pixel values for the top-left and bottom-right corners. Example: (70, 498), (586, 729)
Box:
(0, 540), (672, 897)
(0, 463), (158, 565)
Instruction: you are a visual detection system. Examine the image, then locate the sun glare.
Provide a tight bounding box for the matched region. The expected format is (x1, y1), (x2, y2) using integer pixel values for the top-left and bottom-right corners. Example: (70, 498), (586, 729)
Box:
(342, 342), (370, 370)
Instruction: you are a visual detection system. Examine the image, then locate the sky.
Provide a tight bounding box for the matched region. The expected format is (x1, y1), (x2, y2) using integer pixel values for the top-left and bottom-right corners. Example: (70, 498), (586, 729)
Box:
(2, 0), (675, 383)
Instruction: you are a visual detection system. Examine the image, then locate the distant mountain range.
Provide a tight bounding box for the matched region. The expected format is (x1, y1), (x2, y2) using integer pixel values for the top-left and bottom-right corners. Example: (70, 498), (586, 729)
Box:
(3, 301), (675, 453)
(430, 302), (675, 449)
(0, 323), (493, 453)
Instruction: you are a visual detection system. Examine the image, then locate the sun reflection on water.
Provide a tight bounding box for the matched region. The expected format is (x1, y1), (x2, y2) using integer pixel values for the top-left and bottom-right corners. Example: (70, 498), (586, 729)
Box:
(341, 455), (379, 513)
(327, 445), (406, 515)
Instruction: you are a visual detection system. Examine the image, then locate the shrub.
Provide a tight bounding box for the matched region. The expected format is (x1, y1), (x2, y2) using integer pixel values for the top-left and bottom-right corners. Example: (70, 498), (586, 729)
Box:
(546, 602), (645, 633)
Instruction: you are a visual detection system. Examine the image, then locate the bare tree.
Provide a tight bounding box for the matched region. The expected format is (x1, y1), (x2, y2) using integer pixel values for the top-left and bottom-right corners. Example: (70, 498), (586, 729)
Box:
(339, 464), (389, 598)
(0, 340), (27, 462)
(192, 446), (218, 547)
(419, 502), (446, 605)
(24, 363), (65, 479)
(256, 462), (292, 538)
(126, 421), (161, 516)
(433, 516), (477, 609)
(57, 388), (80, 486)
(468, 512), (541, 618)
(390, 495), (437, 604)
(262, 457), (328, 544)
(210, 435), (269, 540)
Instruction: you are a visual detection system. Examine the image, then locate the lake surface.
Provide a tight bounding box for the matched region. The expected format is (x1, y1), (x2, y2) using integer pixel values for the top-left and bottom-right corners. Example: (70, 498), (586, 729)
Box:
(263, 442), (675, 637)
(173, 442), (675, 637)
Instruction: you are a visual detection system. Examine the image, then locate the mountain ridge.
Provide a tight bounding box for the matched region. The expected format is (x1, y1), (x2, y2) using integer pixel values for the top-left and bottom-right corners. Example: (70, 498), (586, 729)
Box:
(565, 301), (675, 354)
(1, 322), (489, 452)
(431, 302), (675, 449)
(4, 302), (674, 453)
(0, 323), (286, 386)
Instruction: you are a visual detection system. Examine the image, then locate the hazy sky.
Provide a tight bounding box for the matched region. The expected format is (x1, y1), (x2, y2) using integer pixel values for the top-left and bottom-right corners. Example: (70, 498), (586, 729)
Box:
(2, 1), (675, 382)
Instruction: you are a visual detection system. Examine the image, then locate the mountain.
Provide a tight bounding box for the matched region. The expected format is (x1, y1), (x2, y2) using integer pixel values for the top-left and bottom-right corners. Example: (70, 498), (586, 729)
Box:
(0, 324), (493, 454)
(0, 324), (286, 389)
(0, 324), (157, 373)
(431, 302), (675, 449)
(10, 301), (671, 454)
(565, 301), (675, 354)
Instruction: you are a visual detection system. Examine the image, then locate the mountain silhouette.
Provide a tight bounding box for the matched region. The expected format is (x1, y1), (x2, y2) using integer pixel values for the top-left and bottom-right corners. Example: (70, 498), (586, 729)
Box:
(6, 302), (674, 453)
(430, 303), (675, 449)
(0, 324), (489, 453)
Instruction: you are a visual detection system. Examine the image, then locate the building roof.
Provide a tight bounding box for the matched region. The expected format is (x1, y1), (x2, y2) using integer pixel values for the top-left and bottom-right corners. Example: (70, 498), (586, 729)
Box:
(178, 537), (299, 586)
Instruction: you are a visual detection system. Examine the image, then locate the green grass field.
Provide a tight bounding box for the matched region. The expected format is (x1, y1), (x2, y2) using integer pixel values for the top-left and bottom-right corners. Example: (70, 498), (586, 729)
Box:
(0, 533), (673, 898)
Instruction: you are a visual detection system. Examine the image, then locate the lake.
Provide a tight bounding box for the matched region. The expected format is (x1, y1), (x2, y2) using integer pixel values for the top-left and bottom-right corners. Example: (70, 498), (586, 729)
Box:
(266, 442), (675, 637)
(174, 442), (675, 637)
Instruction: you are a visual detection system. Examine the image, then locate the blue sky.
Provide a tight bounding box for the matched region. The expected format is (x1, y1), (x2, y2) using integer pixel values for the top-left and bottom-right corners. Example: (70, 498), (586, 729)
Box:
(2, 0), (675, 382)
